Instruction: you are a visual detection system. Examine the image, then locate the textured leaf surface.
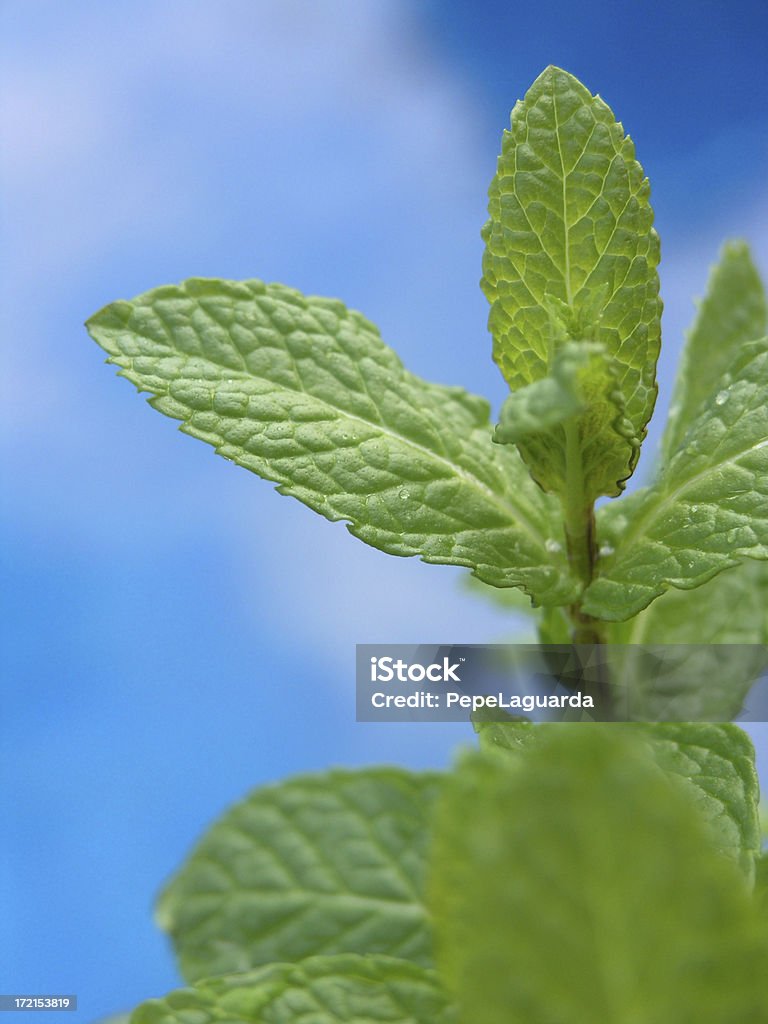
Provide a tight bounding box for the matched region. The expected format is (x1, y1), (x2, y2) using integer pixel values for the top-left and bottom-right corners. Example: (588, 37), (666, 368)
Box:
(462, 572), (540, 615)
(615, 644), (766, 723)
(472, 714), (538, 753)
(482, 65), (661, 495)
(609, 560), (768, 645)
(156, 768), (441, 982)
(473, 721), (760, 878)
(662, 242), (767, 464)
(87, 279), (577, 605)
(633, 724), (761, 880)
(494, 340), (635, 500)
(584, 340), (768, 619)
(607, 562), (768, 719)
(493, 341), (587, 443)
(131, 955), (456, 1024)
(430, 728), (768, 1024)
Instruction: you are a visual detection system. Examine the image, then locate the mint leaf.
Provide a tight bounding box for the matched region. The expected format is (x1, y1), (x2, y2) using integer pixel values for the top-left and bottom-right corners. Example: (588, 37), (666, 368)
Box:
(131, 955), (456, 1024)
(633, 723), (761, 881)
(430, 728), (768, 1024)
(607, 562), (768, 719)
(155, 768), (441, 982)
(494, 341), (590, 443)
(583, 340), (768, 620)
(662, 242), (767, 464)
(609, 560), (768, 645)
(473, 720), (760, 879)
(612, 643), (767, 723)
(87, 279), (577, 605)
(482, 65), (661, 497)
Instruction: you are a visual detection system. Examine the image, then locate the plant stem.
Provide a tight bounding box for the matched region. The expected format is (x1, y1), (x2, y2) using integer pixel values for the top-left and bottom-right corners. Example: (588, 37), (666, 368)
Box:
(561, 415), (610, 712)
(563, 418), (593, 591)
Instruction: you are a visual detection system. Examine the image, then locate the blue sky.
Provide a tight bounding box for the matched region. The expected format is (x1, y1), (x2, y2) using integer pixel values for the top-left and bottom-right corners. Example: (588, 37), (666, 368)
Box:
(2, 2), (767, 1019)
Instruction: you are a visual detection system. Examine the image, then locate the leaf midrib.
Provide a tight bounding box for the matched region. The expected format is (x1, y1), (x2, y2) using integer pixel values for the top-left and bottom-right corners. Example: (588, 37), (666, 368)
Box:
(552, 75), (573, 308)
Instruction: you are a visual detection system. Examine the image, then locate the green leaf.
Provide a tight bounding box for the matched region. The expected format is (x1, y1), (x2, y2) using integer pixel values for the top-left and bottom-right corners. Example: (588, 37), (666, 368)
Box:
(632, 723), (761, 881)
(494, 341), (637, 501)
(472, 720), (760, 879)
(612, 643), (767, 723)
(430, 728), (768, 1024)
(462, 571), (540, 616)
(482, 65), (661, 497)
(87, 278), (578, 606)
(662, 242), (767, 465)
(583, 340), (768, 620)
(494, 341), (589, 443)
(130, 955), (456, 1024)
(606, 561), (768, 720)
(609, 559), (768, 645)
(472, 714), (538, 753)
(155, 768), (441, 982)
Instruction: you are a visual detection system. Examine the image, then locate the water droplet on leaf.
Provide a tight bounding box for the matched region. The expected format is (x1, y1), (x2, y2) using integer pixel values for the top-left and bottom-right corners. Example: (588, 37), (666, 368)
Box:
(545, 539), (562, 554)
(715, 389), (729, 406)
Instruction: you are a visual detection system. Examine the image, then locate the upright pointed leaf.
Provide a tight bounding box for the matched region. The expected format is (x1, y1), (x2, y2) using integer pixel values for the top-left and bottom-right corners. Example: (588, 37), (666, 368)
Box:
(131, 955), (456, 1024)
(482, 65), (661, 496)
(430, 728), (768, 1024)
(87, 279), (577, 605)
(584, 340), (768, 620)
(155, 768), (441, 981)
(662, 242), (767, 464)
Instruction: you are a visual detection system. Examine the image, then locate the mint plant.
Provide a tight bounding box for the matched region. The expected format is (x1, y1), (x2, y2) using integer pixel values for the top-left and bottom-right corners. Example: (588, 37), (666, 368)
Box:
(88, 67), (768, 1022)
